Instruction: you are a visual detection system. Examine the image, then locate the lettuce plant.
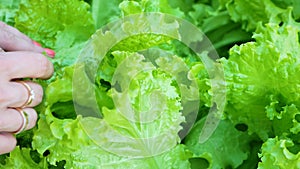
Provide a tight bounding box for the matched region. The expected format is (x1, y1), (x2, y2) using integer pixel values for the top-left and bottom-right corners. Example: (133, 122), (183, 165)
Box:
(0, 0), (300, 168)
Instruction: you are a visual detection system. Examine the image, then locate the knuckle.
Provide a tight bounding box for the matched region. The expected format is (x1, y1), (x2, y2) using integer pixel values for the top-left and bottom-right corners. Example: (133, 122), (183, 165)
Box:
(0, 114), (9, 131)
(0, 88), (5, 103)
(0, 86), (11, 104)
(0, 116), (5, 130)
(0, 57), (11, 74)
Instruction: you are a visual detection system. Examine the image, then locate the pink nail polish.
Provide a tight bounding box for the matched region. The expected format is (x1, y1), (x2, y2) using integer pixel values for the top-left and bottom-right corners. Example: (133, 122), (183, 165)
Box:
(44, 48), (56, 58)
(33, 41), (42, 47)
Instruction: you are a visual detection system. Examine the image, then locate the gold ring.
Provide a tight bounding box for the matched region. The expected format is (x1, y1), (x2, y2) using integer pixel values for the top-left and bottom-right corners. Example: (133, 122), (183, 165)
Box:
(14, 108), (29, 134)
(17, 81), (35, 107)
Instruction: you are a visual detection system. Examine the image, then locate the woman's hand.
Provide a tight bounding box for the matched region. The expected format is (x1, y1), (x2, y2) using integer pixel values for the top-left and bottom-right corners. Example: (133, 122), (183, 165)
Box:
(0, 21), (54, 155)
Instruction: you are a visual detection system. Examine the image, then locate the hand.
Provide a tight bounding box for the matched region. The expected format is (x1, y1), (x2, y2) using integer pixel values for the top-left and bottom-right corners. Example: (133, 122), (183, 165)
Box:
(0, 21), (54, 155)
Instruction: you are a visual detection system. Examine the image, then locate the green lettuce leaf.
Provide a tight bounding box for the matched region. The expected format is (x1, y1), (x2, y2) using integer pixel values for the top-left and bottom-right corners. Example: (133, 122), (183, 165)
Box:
(119, 0), (184, 18)
(92, 12), (180, 85)
(187, 1), (252, 57)
(258, 137), (300, 169)
(52, 42), (87, 70)
(33, 95), (190, 168)
(272, 0), (300, 20)
(188, 62), (212, 109)
(221, 0), (286, 31)
(15, 0), (95, 49)
(166, 0), (194, 13)
(0, 147), (46, 169)
(34, 113), (191, 168)
(221, 21), (300, 140)
(69, 142), (191, 169)
(46, 64), (113, 117)
(185, 117), (254, 169)
(0, 0), (20, 25)
(32, 108), (191, 169)
(96, 51), (184, 156)
(236, 141), (262, 169)
(91, 0), (122, 29)
(272, 104), (300, 137)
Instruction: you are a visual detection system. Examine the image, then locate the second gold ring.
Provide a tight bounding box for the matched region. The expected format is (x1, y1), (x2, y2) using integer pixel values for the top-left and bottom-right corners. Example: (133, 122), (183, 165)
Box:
(14, 108), (29, 134)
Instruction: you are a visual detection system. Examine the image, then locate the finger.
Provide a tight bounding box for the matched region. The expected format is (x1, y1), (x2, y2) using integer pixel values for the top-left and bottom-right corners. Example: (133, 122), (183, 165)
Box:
(0, 108), (37, 132)
(0, 52), (54, 80)
(0, 133), (16, 155)
(0, 22), (32, 43)
(0, 21), (44, 53)
(0, 81), (43, 108)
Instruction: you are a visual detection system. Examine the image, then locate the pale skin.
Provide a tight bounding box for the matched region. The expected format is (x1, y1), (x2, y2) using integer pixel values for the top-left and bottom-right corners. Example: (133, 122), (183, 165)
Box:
(0, 21), (54, 154)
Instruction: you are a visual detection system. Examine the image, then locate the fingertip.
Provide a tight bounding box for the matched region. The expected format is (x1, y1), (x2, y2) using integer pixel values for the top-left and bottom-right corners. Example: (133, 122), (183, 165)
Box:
(37, 53), (54, 79)
(32, 41), (55, 58)
(44, 48), (56, 58)
(0, 133), (17, 155)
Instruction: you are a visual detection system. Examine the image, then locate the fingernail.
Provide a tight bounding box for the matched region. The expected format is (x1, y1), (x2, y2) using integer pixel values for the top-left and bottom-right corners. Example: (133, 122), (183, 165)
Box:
(44, 48), (55, 58)
(33, 41), (42, 47)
